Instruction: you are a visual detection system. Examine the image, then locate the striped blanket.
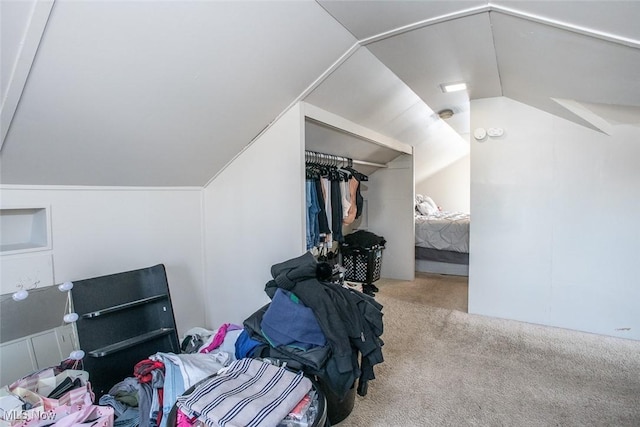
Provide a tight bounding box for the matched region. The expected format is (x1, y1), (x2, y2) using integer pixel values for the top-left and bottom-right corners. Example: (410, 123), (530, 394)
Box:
(176, 358), (312, 427)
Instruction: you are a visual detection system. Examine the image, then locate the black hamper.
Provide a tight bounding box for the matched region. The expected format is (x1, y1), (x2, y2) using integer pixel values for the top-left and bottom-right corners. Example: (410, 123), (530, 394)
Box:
(341, 244), (383, 285)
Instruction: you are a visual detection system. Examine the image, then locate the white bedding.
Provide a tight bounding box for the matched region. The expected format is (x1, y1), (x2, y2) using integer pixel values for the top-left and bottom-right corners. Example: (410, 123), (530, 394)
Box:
(415, 211), (470, 253)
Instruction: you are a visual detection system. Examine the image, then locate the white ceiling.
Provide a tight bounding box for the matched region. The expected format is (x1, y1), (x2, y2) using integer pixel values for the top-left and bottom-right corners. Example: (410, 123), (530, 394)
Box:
(1, 1), (639, 187)
(319, 0), (640, 136)
(0, 0), (356, 186)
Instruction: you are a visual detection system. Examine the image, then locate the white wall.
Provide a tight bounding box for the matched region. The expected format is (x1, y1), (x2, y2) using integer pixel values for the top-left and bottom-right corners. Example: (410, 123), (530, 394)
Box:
(367, 154), (415, 280)
(469, 96), (640, 340)
(413, 119), (469, 194)
(203, 104), (306, 330)
(415, 154), (470, 212)
(0, 186), (205, 337)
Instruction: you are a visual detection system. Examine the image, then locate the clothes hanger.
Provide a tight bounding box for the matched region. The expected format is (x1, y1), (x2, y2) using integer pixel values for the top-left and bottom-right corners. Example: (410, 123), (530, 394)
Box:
(337, 158), (352, 181)
(342, 159), (365, 181)
(326, 155), (341, 181)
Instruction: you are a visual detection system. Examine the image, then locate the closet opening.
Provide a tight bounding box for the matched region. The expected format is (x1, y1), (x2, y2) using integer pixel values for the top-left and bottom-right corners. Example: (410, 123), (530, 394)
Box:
(302, 103), (415, 283)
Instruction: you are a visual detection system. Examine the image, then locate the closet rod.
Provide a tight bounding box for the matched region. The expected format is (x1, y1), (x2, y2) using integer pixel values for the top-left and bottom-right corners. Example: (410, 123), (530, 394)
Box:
(304, 150), (387, 169)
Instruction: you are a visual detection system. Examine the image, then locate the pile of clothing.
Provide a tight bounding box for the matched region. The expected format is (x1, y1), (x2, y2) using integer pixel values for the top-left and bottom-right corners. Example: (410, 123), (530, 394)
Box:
(98, 331), (240, 427)
(98, 252), (384, 426)
(175, 358), (312, 427)
(100, 346), (322, 427)
(241, 252), (384, 400)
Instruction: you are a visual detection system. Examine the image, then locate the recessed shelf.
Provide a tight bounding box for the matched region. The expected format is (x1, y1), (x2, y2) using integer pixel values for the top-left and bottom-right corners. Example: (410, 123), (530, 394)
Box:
(0, 207), (52, 255)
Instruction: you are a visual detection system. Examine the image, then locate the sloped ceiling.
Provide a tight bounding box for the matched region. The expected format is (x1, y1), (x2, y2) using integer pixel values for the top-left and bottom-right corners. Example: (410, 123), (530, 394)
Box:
(319, 0), (640, 136)
(1, 1), (639, 187)
(0, 0), (356, 186)
(303, 46), (470, 181)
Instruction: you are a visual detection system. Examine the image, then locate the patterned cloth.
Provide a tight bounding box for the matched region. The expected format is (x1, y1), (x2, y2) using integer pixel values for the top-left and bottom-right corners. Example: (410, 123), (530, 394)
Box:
(134, 359), (165, 384)
(176, 358), (311, 427)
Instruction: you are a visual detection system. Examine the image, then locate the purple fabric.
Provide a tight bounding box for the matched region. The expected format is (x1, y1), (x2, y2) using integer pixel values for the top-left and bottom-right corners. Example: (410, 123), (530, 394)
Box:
(199, 323), (242, 354)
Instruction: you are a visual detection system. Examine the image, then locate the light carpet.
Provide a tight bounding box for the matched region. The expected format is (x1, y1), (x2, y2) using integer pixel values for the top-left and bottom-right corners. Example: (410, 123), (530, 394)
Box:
(336, 274), (640, 426)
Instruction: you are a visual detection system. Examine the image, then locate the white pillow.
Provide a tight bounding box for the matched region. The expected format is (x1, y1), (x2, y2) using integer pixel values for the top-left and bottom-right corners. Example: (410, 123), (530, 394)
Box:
(415, 194), (425, 213)
(423, 196), (438, 210)
(416, 201), (437, 216)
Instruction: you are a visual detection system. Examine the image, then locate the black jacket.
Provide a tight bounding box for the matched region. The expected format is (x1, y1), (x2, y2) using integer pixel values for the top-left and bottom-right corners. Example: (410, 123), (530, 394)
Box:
(263, 252), (384, 398)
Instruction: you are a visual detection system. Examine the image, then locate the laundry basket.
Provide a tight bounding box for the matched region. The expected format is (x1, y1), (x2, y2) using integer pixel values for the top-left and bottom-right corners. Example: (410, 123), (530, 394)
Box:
(340, 244), (383, 285)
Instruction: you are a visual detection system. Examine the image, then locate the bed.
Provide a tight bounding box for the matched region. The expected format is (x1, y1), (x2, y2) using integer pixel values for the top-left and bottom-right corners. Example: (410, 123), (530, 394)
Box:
(414, 195), (470, 276)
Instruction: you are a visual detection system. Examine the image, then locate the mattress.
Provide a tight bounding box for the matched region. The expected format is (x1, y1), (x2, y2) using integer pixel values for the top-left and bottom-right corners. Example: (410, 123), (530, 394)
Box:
(415, 211), (470, 253)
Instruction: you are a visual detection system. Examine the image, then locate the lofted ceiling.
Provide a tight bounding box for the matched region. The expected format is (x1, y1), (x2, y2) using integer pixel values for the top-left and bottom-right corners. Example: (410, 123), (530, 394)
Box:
(318, 0), (640, 136)
(1, 1), (639, 187)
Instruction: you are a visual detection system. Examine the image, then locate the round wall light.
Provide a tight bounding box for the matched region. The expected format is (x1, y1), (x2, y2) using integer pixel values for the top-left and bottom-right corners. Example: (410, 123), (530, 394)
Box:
(58, 281), (74, 292)
(12, 289), (29, 301)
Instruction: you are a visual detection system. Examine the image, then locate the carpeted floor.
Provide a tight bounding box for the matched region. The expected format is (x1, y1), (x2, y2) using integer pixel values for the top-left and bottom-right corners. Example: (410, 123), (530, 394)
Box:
(385, 271), (469, 313)
(335, 273), (640, 426)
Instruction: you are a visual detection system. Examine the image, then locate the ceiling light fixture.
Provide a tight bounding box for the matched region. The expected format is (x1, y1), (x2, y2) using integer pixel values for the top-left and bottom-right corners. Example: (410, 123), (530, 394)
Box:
(440, 82), (467, 93)
(437, 109), (454, 119)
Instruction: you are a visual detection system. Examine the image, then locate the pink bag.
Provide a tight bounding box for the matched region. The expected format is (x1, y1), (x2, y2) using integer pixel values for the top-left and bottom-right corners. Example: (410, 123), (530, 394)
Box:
(4, 369), (97, 427)
(18, 404), (113, 427)
(9, 369), (94, 411)
(51, 405), (113, 427)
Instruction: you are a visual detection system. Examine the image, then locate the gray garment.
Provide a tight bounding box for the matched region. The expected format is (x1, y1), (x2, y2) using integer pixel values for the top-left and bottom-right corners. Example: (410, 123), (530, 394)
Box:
(99, 394), (140, 427)
(137, 382), (153, 427)
(108, 377), (140, 397)
(150, 369), (164, 389)
(107, 376), (153, 427)
(149, 369), (165, 427)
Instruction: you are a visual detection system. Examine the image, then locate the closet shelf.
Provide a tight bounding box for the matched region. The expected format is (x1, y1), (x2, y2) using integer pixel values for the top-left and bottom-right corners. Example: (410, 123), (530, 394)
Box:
(88, 328), (176, 358)
(81, 294), (168, 318)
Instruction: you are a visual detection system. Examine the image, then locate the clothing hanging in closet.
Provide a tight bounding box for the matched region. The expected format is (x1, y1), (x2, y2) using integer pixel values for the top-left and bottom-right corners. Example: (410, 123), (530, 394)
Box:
(305, 153), (367, 251)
